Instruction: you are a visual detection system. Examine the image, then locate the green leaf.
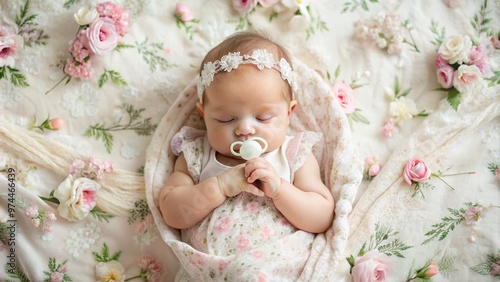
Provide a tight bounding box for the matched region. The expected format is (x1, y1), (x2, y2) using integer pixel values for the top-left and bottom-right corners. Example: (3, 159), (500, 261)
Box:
(90, 208), (114, 223)
(446, 88), (461, 111)
(4, 262), (29, 282)
(63, 0), (81, 9)
(84, 124), (114, 153)
(470, 262), (491, 275)
(334, 65), (341, 78)
(92, 243), (122, 263)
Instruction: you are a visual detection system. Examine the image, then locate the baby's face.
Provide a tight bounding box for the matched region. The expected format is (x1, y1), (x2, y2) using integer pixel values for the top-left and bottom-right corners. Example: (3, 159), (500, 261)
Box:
(198, 66), (296, 160)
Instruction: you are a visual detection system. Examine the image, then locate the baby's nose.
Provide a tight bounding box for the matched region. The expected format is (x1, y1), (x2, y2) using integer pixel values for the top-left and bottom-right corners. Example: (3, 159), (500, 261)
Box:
(235, 119), (256, 136)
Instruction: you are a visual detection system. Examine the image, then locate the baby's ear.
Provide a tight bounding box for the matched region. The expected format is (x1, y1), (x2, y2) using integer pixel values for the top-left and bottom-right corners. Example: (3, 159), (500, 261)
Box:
(196, 102), (205, 118)
(288, 100), (297, 117)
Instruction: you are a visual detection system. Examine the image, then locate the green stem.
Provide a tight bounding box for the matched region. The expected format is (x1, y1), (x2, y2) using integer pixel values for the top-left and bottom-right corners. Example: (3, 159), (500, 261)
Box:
(124, 274), (142, 281)
(45, 74), (69, 95)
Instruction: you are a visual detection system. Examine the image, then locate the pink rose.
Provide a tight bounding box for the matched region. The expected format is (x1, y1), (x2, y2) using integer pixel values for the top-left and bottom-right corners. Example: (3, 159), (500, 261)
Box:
(436, 64), (455, 89)
(403, 159), (431, 185)
(452, 64), (482, 93)
(258, 0), (280, 7)
(467, 45), (489, 74)
(86, 18), (119, 56)
(53, 175), (100, 221)
(95, 1), (129, 36)
(50, 272), (64, 282)
(352, 249), (392, 282)
(332, 81), (356, 114)
(232, 0), (258, 14)
(490, 262), (500, 276)
(434, 54), (450, 68)
(175, 3), (194, 22)
(0, 16), (24, 67)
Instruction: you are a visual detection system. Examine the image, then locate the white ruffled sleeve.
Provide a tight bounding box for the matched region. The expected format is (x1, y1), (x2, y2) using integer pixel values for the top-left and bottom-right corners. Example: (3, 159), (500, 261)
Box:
(170, 126), (206, 183)
(286, 131), (323, 174)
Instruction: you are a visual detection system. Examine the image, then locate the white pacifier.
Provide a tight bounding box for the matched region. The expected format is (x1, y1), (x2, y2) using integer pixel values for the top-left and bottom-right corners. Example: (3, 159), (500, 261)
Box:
(230, 137), (268, 160)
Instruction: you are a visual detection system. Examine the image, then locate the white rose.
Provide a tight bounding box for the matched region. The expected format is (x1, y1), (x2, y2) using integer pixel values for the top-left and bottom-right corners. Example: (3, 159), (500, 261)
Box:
(453, 64), (483, 93)
(438, 34), (472, 64)
(53, 175), (100, 222)
(74, 7), (99, 26)
(389, 96), (418, 124)
(95, 261), (125, 282)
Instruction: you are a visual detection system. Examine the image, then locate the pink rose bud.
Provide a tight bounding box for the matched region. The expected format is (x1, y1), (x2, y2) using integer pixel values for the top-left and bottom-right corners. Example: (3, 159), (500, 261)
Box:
(364, 156), (376, 166)
(403, 158), (432, 185)
(175, 3), (194, 22)
(49, 118), (64, 130)
(416, 262), (439, 278)
(369, 162), (382, 177)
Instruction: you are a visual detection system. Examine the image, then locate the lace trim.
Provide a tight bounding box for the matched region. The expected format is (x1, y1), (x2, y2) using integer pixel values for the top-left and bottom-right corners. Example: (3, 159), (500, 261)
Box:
(197, 49), (298, 103)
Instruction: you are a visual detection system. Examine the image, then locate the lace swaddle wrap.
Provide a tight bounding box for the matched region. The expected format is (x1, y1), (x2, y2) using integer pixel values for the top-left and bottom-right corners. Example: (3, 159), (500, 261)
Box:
(167, 127), (321, 280)
(144, 58), (363, 281)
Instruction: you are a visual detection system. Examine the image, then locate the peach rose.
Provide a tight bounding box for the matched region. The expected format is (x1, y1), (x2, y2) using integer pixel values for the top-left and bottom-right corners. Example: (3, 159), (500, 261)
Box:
(403, 159), (431, 185)
(352, 249), (392, 282)
(86, 17), (119, 56)
(54, 175), (99, 221)
(332, 81), (356, 114)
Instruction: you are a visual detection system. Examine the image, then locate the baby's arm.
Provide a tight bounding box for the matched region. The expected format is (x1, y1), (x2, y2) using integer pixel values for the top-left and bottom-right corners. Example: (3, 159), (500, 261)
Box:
(159, 154), (226, 229)
(246, 153), (334, 233)
(159, 154), (265, 229)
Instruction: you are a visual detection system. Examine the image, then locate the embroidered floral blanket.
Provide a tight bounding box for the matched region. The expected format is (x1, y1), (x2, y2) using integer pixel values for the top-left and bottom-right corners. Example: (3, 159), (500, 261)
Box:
(0, 0), (499, 281)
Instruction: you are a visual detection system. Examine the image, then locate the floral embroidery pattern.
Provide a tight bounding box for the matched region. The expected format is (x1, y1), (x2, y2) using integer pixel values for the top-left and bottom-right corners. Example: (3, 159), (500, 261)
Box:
(93, 243), (125, 282)
(0, 0), (48, 87)
(46, 1), (130, 94)
(342, 0), (379, 13)
(126, 253), (164, 282)
(175, 3), (200, 40)
(421, 202), (491, 244)
(354, 12), (419, 54)
(327, 66), (370, 125)
(471, 251), (500, 277)
(346, 224), (412, 280)
(65, 222), (101, 257)
(43, 258), (72, 282)
(84, 104), (158, 153)
(381, 77), (428, 138)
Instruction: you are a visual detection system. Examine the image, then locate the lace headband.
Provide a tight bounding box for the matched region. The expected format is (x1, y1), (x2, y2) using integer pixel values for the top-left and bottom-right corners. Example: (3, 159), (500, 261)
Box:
(197, 49), (298, 103)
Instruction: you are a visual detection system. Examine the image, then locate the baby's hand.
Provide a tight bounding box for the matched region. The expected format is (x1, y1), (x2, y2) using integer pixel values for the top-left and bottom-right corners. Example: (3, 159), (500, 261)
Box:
(244, 158), (281, 199)
(216, 164), (265, 198)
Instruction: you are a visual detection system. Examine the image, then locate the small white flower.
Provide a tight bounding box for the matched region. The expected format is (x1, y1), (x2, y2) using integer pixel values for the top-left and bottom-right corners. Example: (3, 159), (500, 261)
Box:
(74, 7), (99, 26)
(95, 261), (125, 282)
(219, 52), (243, 72)
(389, 96), (418, 124)
(249, 49), (275, 70)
